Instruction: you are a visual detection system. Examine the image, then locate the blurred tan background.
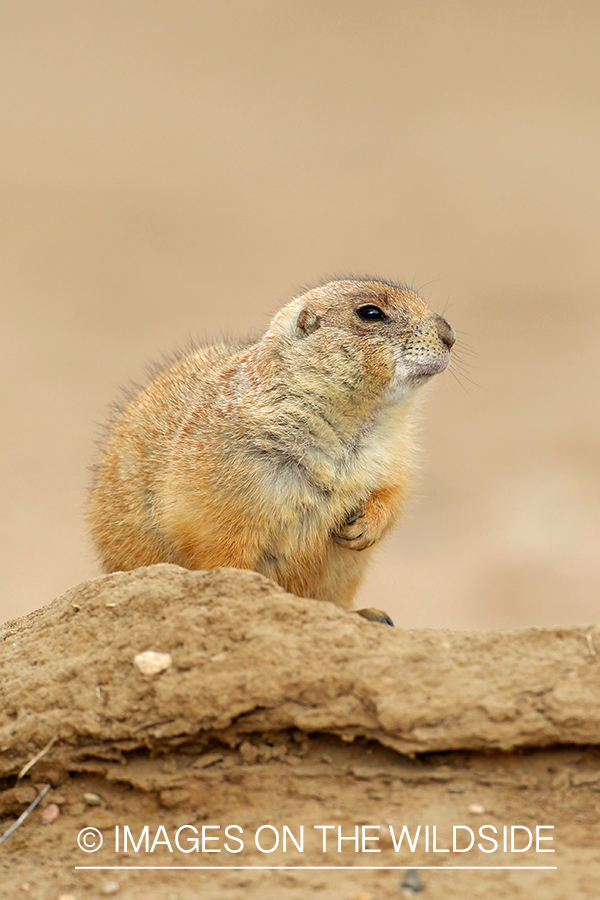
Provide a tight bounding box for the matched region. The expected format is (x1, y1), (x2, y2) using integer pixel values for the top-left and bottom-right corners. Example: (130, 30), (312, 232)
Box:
(1, 1), (599, 629)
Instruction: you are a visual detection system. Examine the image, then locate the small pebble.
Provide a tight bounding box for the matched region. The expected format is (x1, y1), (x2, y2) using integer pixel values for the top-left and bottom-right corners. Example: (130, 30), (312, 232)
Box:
(238, 742), (259, 764)
(83, 792), (101, 806)
(134, 650), (172, 676)
(468, 802), (486, 815)
(101, 882), (120, 896)
(401, 868), (423, 894)
(41, 803), (60, 824)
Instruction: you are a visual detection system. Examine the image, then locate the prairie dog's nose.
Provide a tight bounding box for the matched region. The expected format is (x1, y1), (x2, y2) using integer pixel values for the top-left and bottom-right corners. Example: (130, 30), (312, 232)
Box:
(435, 314), (455, 350)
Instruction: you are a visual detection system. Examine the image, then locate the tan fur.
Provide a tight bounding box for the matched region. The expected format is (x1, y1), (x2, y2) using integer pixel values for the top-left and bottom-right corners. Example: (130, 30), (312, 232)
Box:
(87, 278), (454, 609)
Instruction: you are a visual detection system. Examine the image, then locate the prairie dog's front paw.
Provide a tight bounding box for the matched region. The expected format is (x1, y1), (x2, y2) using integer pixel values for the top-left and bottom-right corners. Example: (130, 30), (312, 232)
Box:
(333, 513), (377, 551)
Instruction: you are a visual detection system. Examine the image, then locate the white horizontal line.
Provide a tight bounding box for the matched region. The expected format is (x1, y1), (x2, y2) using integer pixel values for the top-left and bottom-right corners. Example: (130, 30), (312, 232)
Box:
(75, 866), (558, 871)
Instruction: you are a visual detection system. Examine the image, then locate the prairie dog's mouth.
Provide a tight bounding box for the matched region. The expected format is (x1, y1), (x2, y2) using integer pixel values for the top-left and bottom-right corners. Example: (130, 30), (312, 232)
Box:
(406, 353), (451, 381)
(386, 346), (452, 400)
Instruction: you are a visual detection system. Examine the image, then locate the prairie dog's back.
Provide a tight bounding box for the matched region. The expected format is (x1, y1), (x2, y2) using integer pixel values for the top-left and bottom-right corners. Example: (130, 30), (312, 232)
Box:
(88, 342), (240, 569)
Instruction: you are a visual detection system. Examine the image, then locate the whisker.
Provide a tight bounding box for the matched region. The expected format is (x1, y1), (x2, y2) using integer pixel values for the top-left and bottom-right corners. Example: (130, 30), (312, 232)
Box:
(454, 343), (478, 357)
(440, 294), (453, 316)
(449, 363), (486, 390)
(452, 353), (477, 368)
(417, 277), (446, 295)
(446, 367), (470, 394)
(452, 354), (478, 372)
(452, 356), (477, 373)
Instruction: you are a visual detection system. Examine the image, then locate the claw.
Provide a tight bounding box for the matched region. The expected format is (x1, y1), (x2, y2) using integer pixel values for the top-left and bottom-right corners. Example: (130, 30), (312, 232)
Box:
(355, 607), (395, 627)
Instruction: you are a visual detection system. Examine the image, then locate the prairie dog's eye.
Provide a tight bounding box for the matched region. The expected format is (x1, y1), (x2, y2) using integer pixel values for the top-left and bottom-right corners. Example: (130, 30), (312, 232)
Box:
(355, 304), (388, 322)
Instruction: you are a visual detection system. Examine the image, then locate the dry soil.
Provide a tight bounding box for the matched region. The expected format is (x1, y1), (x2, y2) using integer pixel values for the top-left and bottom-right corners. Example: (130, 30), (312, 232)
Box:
(1, 566), (599, 899)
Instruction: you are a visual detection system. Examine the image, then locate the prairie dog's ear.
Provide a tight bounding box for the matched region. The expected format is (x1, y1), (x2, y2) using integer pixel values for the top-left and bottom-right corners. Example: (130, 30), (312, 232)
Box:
(296, 307), (321, 336)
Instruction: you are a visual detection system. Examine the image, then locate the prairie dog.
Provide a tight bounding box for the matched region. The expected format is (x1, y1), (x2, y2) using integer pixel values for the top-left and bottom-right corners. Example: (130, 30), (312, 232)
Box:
(88, 278), (454, 612)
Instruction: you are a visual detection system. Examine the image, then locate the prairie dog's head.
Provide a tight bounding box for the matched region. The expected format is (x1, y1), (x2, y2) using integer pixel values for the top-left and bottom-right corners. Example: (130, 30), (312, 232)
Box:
(266, 278), (455, 407)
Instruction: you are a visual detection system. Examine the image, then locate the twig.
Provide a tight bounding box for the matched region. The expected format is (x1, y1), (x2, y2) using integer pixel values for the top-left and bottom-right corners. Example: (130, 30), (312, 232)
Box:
(18, 735), (57, 780)
(0, 784), (51, 847)
(586, 633), (597, 658)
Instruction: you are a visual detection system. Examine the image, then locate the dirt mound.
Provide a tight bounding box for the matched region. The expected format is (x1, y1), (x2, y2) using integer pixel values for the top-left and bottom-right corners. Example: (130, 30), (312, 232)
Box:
(1, 566), (599, 899)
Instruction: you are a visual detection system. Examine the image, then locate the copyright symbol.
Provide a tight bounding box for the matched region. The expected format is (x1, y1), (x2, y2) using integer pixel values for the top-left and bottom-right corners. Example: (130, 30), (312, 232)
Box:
(77, 827), (103, 852)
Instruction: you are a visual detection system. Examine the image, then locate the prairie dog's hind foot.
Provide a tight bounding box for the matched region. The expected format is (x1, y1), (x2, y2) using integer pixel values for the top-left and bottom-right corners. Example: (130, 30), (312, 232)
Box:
(355, 607), (395, 627)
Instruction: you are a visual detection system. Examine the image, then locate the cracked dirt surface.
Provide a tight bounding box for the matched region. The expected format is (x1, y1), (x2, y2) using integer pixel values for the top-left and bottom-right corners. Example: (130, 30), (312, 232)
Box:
(1, 566), (599, 899)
